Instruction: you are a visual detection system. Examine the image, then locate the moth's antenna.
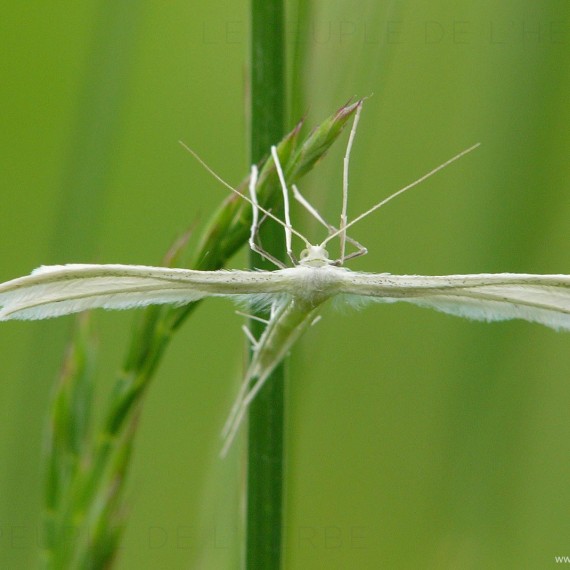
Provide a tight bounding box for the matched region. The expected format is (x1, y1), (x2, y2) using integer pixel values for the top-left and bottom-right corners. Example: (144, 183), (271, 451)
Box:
(179, 141), (309, 245)
(321, 142), (481, 247)
(340, 100), (363, 264)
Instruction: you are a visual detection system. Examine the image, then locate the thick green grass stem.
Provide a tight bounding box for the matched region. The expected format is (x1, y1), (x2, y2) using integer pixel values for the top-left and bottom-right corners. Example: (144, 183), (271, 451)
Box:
(248, 0), (287, 569)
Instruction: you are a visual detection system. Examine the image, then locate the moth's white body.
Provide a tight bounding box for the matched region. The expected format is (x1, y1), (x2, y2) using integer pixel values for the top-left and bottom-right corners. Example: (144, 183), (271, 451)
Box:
(1, 101), (569, 452)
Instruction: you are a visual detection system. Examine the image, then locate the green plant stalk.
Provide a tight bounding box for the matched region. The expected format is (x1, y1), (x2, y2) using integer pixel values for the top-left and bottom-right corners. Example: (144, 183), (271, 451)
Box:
(248, 0), (287, 569)
(289, 0), (312, 123)
(42, 100), (360, 568)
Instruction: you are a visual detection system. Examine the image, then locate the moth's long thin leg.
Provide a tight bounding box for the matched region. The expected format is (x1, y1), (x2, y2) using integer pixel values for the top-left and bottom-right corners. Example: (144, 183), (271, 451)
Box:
(271, 145), (297, 266)
(241, 325), (258, 348)
(337, 247), (368, 263)
(221, 368), (274, 456)
(223, 336), (270, 442)
(248, 165), (287, 269)
(251, 241), (287, 269)
(221, 370), (253, 441)
(221, 408), (245, 456)
(292, 184), (368, 263)
(248, 165), (260, 250)
(235, 310), (269, 324)
(221, 397), (249, 456)
(253, 210), (289, 268)
(340, 100), (363, 265)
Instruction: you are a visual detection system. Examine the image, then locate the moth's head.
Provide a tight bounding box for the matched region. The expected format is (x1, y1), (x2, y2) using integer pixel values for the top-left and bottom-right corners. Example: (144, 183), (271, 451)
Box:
(299, 244), (331, 267)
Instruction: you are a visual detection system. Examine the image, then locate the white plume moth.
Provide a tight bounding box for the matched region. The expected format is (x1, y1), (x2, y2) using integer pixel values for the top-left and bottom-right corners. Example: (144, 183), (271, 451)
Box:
(2, 102), (570, 454)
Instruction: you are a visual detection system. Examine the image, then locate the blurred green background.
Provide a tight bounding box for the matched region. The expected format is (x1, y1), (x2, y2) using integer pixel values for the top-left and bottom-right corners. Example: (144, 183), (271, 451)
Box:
(1, 1), (569, 568)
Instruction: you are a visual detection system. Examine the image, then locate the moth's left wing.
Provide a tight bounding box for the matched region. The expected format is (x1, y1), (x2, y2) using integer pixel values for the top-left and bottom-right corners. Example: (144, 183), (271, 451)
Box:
(0, 264), (290, 321)
(340, 272), (570, 331)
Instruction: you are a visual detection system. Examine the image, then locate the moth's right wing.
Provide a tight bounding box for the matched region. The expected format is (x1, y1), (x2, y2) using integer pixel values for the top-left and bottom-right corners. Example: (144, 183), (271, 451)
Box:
(0, 264), (289, 321)
(340, 272), (570, 331)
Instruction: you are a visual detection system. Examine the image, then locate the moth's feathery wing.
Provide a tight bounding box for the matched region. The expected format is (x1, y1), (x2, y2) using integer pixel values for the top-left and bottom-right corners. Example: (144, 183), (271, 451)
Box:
(0, 264), (295, 321)
(340, 272), (570, 331)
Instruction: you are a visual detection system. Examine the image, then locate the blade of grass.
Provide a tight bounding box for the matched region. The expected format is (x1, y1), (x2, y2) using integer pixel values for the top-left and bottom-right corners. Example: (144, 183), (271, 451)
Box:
(42, 315), (96, 570)
(289, 0), (313, 123)
(248, 0), (287, 568)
